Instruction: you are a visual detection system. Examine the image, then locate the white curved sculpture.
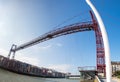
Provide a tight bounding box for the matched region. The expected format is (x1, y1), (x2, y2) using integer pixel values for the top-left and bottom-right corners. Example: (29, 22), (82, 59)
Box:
(86, 0), (111, 82)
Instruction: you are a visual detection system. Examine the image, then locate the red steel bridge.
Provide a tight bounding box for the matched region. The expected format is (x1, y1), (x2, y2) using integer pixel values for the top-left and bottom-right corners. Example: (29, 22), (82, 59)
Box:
(8, 11), (106, 76)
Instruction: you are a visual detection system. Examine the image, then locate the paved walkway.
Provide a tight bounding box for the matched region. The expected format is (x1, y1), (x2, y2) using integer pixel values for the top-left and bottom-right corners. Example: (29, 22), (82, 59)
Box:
(100, 79), (117, 82)
(112, 77), (120, 82)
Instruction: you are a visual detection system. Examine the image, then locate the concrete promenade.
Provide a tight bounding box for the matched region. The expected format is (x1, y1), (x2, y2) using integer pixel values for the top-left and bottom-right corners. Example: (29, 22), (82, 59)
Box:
(100, 78), (118, 82)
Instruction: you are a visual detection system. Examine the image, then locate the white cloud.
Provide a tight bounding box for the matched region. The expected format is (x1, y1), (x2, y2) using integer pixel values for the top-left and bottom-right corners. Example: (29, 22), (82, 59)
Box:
(16, 54), (40, 66)
(56, 43), (62, 47)
(0, 1), (19, 38)
(39, 44), (52, 50)
(0, 48), (40, 66)
(33, 43), (62, 51)
(0, 48), (71, 73)
(48, 64), (71, 73)
(32, 44), (52, 51)
(0, 48), (8, 57)
(0, 22), (8, 37)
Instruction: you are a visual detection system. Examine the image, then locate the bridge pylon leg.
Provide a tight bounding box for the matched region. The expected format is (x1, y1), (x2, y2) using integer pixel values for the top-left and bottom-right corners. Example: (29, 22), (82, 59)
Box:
(8, 44), (17, 59)
(90, 10), (106, 77)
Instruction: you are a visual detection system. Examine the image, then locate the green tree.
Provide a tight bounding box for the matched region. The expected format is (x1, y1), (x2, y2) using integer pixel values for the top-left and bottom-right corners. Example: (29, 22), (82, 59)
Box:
(114, 71), (120, 78)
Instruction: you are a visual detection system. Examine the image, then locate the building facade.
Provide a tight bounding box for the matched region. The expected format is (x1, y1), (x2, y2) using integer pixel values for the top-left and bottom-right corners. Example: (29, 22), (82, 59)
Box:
(111, 61), (120, 74)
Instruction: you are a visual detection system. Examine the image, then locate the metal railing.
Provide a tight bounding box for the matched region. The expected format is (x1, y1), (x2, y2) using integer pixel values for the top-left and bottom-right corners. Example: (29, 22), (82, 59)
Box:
(78, 66), (96, 71)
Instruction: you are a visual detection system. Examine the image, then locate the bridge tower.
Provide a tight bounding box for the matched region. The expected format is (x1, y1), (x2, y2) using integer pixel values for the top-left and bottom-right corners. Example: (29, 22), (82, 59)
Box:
(90, 11), (106, 76)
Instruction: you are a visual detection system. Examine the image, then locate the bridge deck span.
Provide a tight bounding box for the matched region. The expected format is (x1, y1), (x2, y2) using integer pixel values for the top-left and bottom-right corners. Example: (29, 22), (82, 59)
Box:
(15, 21), (94, 51)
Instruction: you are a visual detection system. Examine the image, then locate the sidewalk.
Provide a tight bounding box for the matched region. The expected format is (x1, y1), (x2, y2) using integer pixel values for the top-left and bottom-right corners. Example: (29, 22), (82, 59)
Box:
(112, 77), (120, 82)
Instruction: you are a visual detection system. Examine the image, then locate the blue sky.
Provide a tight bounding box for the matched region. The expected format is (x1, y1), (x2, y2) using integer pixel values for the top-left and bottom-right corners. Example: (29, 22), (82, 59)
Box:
(0, 0), (120, 74)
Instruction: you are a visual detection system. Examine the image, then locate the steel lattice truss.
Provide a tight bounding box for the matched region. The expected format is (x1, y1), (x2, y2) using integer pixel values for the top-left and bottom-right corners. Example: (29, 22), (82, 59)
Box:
(8, 11), (106, 76)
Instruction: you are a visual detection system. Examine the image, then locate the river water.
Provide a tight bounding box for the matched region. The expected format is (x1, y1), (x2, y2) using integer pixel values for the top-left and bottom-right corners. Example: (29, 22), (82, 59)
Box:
(0, 68), (80, 82)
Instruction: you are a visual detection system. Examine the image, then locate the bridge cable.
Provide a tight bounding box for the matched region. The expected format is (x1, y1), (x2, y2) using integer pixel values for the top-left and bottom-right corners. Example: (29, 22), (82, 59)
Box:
(52, 10), (89, 30)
